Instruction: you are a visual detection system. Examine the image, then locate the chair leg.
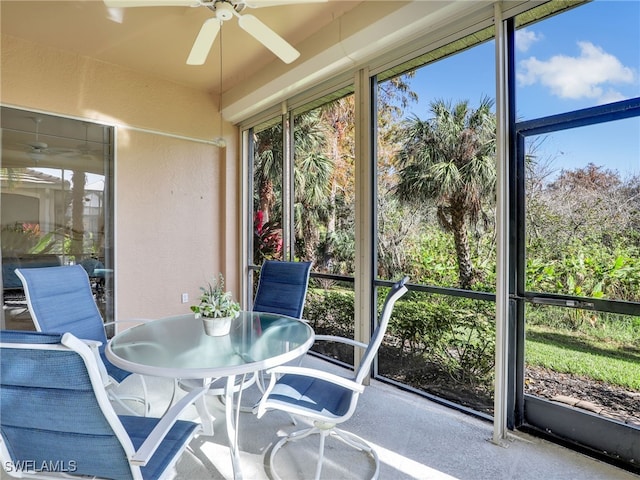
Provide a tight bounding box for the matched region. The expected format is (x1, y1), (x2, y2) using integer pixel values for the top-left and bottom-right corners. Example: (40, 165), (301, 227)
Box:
(269, 426), (320, 480)
(139, 375), (150, 416)
(331, 429), (380, 479)
(107, 375), (151, 416)
(107, 389), (145, 416)
(314, 429), (329, 480)
(268, 423), (379, 480)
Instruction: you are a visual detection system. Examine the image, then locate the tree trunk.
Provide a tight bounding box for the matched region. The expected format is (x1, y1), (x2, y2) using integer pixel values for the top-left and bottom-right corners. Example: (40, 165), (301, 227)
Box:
(450, 203), (474, 290)
(259, 179), (274, 224)
(70, 170), (86, 263)
(303, 212), (318, 262)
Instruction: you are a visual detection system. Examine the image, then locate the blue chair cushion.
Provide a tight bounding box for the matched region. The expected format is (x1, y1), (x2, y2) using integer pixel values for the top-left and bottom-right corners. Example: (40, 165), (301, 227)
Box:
(0, 330), (62, 345)
(17, 265), (108, 344)
(99, 348), (133, 383)
(253, 261), (311, 319)
(0, 330), (199, 480)
(120, 415), (199, 480)
(268, 374), (353, 418)
(16, 266), (133, 384)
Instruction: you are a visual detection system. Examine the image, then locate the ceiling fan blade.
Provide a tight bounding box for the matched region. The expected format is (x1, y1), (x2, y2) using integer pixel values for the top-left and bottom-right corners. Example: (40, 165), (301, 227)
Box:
(104, 0), (201, 7)
(187, 18), (221, 65)
(237, 14), (300, 64)
(243, 0), (327, 8)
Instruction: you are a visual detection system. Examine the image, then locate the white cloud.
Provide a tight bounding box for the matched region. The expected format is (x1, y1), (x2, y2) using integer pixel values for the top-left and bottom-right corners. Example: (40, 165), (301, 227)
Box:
(517, 41), (636, 103)
(598, 88), (627, 104)
(515, 28), (543, 52)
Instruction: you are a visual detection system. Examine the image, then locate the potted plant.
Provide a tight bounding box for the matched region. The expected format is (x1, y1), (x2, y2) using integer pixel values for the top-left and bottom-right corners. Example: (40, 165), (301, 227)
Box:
(191, 273), (241, 336)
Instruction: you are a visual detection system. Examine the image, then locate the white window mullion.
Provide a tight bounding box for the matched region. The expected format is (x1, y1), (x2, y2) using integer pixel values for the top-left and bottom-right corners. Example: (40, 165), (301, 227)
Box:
(493, 2), (511, 445)
(282, 103), (294, 260)
(354, 67), (374, 377)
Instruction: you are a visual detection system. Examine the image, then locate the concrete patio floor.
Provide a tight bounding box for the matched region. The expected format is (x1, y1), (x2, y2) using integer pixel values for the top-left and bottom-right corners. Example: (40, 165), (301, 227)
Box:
(121, 356), (637, 480)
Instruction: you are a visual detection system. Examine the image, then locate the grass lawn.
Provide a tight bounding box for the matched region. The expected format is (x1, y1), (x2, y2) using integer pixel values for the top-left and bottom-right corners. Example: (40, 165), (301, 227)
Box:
(526, 325), (640, 391)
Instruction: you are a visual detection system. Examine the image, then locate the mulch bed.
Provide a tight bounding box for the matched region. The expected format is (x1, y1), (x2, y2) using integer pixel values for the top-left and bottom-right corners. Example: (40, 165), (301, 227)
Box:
(525, 366), (640, 425)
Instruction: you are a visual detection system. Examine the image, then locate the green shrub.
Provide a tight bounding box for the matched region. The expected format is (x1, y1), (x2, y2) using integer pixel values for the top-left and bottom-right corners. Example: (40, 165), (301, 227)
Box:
(389, 294), (495, 386)
(305, 286), (496, 390)
(305, 288), (354, 339)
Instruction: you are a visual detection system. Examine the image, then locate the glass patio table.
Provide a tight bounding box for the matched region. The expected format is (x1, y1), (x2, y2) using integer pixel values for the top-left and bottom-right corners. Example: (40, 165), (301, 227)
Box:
(106, 311), (314, 480)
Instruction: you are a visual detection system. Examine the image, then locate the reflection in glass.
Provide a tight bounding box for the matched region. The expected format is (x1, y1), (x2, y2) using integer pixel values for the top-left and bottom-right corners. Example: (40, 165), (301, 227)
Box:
(1, 107), (114, 328)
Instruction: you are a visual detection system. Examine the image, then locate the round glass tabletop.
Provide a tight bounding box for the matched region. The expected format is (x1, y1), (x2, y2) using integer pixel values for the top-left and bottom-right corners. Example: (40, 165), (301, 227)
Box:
(106, 311), (314, 378)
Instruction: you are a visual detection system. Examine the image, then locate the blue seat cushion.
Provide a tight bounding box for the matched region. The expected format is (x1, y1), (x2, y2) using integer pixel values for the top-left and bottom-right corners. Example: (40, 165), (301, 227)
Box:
(119, 415), (199, 480)
(99, 347), (132, 384)
(268, 374), (353, 418)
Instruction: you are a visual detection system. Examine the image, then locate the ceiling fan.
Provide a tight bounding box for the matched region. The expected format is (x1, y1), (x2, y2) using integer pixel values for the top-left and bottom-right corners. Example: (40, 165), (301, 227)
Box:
(59, 124), (104, 159)
(22, 117), (74, 161)
(103, 0), (327, 65)
(27, 118), (49, 156)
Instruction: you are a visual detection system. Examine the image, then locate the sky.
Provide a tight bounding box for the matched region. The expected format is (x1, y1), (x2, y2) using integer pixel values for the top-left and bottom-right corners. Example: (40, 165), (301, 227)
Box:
(403, 0), (639, 180)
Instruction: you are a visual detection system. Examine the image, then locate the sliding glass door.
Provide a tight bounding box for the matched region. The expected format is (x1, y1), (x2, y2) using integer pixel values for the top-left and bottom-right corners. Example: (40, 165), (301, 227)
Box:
(1, 107), (115, 328)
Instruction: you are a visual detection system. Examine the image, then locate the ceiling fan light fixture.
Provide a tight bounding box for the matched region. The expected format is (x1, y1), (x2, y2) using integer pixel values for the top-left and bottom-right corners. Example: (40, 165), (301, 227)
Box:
(29, 141), (49, 151)
(215, 1), (235, 21)
(28, 152), (47, 164)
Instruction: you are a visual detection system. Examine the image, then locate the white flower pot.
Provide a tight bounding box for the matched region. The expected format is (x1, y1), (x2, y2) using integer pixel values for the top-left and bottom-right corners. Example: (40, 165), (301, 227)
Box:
(202, 316), (232, 336)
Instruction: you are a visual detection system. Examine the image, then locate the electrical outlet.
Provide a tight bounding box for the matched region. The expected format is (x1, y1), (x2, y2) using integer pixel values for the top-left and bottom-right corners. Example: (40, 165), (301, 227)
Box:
(181, 293), (189, 304)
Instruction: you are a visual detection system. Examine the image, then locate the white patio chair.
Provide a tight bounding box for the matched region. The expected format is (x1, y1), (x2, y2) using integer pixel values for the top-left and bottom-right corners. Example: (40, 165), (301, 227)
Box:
(255, 276), (409, 480)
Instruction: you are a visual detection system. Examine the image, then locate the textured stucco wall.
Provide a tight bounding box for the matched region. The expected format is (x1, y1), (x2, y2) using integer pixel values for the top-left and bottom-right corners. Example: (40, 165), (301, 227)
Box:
(1, 34), (239, 320)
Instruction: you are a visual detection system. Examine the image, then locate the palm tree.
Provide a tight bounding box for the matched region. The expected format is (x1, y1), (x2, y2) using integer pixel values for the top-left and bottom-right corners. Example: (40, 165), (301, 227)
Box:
(395, 97), (496, 289)
(254, 122), (284, 225)
(293, 109), (333, 262)
(253, 109), (333, 263)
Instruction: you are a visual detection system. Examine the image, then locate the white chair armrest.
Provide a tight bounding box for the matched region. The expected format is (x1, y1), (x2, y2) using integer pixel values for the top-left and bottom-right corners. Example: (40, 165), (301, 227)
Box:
(130, 386), (208, 465)
(314, 334), (368, 350)
(83, 339), (110, 386)
(83, 339), (103, 349)
(104, 318), (149, 328)
(265, 365), (365, 394)
(256, 366), (365, 419)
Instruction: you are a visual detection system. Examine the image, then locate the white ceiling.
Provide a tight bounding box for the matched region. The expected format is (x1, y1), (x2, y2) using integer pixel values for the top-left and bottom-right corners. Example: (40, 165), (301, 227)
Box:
(1, 1), (502, 130)
(0, 0), (363, 97)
